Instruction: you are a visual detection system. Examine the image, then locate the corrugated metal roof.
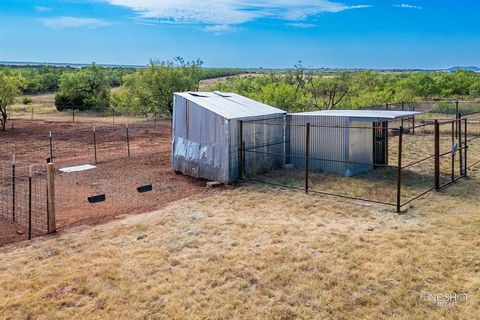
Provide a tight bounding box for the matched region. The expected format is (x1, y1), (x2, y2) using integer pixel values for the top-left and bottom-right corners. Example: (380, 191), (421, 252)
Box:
(291, 110), (422, 119)
(174, 91), (286, 120)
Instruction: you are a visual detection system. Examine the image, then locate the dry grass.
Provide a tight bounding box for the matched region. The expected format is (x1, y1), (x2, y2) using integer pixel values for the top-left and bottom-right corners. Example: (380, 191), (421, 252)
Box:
(8, 93), (156, 125)
(1, 172), (479, 319)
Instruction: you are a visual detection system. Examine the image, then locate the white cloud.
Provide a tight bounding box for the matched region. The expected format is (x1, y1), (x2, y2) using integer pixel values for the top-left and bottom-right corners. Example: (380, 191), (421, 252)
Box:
(393, 4), (423, 10)
(104, 0), (372, 25)
(204, 24), (239, 34)
(40, 17), (110, 29)
(35, 6), (51, 12)
(286, 22), (317, 28)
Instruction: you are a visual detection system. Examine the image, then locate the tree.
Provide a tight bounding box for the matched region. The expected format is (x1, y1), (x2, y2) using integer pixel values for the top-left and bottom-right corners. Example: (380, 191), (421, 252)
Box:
(306, 72), (351, 110)
(121, 58), (203, 116)
(0, 71), (27, 131)
(55, 64), (110, 111)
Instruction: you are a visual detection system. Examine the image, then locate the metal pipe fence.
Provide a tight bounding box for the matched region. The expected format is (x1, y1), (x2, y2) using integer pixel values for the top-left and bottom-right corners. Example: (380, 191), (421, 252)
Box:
(239, 113), (478, 213)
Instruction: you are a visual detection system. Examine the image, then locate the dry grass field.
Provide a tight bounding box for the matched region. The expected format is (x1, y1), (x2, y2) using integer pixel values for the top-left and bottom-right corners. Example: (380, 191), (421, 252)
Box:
(1, 173), (479, 319)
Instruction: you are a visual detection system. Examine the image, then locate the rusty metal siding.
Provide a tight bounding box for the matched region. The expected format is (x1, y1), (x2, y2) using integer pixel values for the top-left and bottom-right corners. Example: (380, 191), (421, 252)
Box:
(172, 93), (286, 184)
(172, 97), (231, 183)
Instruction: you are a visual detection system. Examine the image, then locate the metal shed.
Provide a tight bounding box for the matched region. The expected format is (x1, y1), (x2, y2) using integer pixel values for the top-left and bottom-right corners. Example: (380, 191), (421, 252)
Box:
(287, 110), (421, 176)
(172, 91), (286, 184)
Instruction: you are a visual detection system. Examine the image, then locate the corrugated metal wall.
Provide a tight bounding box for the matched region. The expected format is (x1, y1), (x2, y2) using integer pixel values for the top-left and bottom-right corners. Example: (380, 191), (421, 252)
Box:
(172, 95), (285, 183)
(348, 120), (374, 176)
(288, 115), (350, 176)
(172, 95), (230, 183)
(233, 116), (285, 181)
(173, 93), (378, 182)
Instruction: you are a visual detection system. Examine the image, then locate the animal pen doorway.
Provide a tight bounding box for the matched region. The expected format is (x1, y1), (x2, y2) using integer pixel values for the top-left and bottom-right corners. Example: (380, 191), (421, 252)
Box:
(239, 112), (478, 213)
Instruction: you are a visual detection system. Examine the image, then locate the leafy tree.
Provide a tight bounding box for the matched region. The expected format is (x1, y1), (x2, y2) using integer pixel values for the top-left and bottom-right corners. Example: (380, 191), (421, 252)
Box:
(306, 72), (351, 110)
(55, 64), (110, 111)
(0, 71), (27, 130)
(120, 58), (203, 116)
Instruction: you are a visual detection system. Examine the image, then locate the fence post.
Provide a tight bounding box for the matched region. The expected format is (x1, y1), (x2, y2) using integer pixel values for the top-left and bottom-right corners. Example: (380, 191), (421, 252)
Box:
(31, 107), (34, 120)
(46, 162), (56, 234)
(93, 126), (97, 164)
(464, 118), (468, 177)
(126, 124), (131, 158)
(455, 101), (459, 139)
(434, 120), (440, 190)
(396, 126), (403, 213)
(458, 115), (463, 176)
(305, 123), (310, 194)
(451, 121), (455, 182)
(49, 131), (53, 163)
(238, 120), (243, 179)
(412, 107), (416, 135)
(401, 101), (405, 111)
(12, 153), (16, 222)
(28, 165), (32, 240)
(72, 108), (75, 123)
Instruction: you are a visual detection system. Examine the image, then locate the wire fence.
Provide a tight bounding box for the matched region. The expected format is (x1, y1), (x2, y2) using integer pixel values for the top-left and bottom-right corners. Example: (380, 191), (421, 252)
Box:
(239, 112), (480, 212)
(0, 162), (48, 244)
(0, 119), (173, 246)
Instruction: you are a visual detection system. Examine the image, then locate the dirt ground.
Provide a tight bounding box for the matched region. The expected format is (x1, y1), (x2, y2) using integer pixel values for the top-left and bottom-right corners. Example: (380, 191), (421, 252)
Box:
(0, 118), (220, 247)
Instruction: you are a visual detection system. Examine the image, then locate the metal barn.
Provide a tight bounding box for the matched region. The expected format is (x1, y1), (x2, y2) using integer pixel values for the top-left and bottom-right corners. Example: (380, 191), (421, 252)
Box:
(172, 92), (286, 184)
(287, 110), (421, 176)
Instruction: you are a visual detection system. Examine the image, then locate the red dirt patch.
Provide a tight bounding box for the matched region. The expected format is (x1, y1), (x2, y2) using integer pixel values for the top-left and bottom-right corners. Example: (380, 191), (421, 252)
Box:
(0, 118), (222, 247)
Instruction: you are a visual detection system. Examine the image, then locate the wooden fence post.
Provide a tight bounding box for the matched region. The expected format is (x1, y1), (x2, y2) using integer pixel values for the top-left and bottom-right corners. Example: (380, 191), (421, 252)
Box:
(47, 163), (56, 234)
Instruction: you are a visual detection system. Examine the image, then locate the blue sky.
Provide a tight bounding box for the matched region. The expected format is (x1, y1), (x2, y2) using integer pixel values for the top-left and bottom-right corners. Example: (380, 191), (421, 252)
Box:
(0, 0), (479, 68)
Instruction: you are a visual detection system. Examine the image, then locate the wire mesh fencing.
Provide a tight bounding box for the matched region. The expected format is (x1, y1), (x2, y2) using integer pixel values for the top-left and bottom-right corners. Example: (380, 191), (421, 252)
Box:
(0, 162), (48, 244)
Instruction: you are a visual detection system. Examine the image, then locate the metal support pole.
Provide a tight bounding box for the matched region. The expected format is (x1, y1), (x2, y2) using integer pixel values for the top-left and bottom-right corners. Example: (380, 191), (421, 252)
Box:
(126, 124), (131, 158)
(238, 120), (243, 179)
(112, 109), (115, 125)
(401, 101), (405, 111)
(451, 121), (455, 182)
(434, 120), (440, 190)
(455, 101), (459, 139)
(464, 118), (468, 177)
(49, 131), (53, 163)
(72, 108), (75, 123)
(93, 126), (97, 164)
(31, 107), (34, 120)
(396, 126), (403, 213)
(412, 107), (416, 135)
(12, 154), (16, 222)
(305, 123), (310, 194)
(28, 165), (32, 240)
(458, 115), (463, 176)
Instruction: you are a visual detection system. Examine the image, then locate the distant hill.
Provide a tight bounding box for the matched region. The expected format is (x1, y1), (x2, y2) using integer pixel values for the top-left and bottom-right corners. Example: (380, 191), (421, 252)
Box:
(447, 66), (480, 72)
